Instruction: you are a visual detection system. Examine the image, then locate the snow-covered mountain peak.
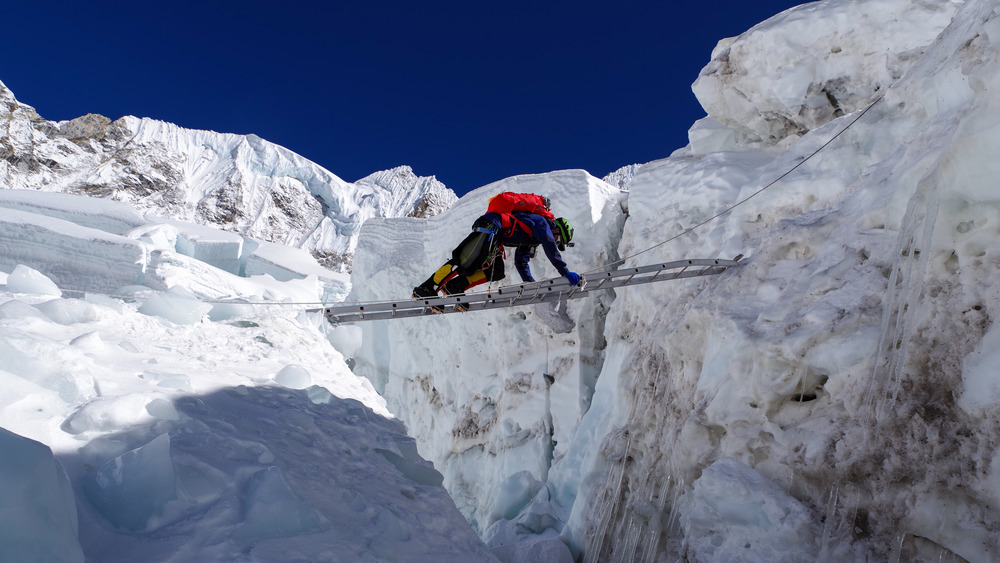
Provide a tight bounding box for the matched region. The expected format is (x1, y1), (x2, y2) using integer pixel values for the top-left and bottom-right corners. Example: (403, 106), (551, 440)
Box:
(54, 113), (113, 141)
(0, 87), (457, 274)
(0, 79), (35, 113)
(0, 79), (16, 104)
(355, 165), (457, 218)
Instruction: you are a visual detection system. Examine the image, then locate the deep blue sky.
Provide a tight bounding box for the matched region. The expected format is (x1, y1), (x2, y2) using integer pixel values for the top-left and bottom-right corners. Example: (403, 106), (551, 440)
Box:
(2, 1), (804, 196)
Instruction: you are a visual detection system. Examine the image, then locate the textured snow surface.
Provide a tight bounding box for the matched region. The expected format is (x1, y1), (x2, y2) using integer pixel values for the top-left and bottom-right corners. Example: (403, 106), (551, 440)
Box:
(677, 458), (820, 562)
(0, 198), (494, 560)
(692, 0), (960, 148)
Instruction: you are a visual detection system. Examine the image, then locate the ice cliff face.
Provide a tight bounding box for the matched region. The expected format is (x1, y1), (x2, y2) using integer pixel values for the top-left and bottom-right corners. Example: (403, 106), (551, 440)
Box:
(354, 0), (1000, 560)
(690, 0), (957, 150)
(0, 81), (456, 273)
(352, 169), (627, 537)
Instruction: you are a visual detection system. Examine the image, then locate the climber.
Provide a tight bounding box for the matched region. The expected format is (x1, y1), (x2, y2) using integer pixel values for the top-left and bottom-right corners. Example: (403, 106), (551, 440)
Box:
(412, 192), (581, 299)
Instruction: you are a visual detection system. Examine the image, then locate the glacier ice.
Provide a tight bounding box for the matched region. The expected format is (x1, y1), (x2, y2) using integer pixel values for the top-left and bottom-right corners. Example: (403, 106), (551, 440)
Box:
(0, 428), (84, 563)
(81, 433), (177, 532)
(137, 286), (213, 325)
(35, 298), (99, 325)
(233, 466), (323, 542)
(351, 0), (1000, 560)
(677, 457), (819, 562)
(6, 263), (61, 296)
(274, 364), (313, 389)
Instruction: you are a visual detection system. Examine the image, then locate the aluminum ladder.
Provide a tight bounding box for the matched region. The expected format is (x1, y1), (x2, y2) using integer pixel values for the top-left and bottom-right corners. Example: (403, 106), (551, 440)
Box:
(315, 256), (742, 324)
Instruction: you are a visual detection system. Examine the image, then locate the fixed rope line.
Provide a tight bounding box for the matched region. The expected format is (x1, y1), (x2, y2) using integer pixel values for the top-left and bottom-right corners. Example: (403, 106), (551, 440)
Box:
(56, 255), (741, 316)
(196, 94), (881, 309)
(54, 96), (881, 312)
(59, 287), (334, 307)
(314, 258), (741, 324)
(604, 93), (885, 271)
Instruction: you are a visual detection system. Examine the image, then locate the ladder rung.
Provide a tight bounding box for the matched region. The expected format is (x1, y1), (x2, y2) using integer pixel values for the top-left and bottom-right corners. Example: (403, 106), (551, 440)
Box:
(316, 257), (743, 324)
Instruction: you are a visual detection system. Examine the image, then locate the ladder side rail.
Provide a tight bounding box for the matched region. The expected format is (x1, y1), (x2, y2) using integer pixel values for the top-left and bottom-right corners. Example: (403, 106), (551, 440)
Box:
(489, 259), (722, 299)
(324, 261), (736, 318)
(322, 258), (742, 321)
(328, 264), (729, 322)
(485, 258), (734, 298)
(328, 288), (571, 322)
(610, 258), (733, 278)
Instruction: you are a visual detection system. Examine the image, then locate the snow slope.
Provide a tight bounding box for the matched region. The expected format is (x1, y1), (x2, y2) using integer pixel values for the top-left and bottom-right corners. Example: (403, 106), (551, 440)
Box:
(0, 193), (496, 561)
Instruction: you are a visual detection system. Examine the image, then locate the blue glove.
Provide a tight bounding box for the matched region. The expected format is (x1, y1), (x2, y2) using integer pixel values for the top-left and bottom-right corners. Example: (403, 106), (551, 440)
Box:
(565, 271), (581, 286)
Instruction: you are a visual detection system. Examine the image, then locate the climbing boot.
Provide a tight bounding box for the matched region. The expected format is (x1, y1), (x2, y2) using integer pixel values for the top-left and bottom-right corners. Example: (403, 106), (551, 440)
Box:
(412, 283), (438, 299)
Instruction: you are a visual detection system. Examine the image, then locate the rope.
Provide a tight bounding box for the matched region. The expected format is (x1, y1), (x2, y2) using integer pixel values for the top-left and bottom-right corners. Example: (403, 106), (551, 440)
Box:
(59, 288), (333, 307)
(52, 94), (884, 310)
(601, 93), (885, 272)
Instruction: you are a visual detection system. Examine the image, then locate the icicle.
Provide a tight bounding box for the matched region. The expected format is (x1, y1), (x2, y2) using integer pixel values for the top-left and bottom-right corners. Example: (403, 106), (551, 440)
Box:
(583, 432), (632, 563)
(863, 167), (941, 425)
(888, 532), (908, 563)
(817, 485), (840, 560)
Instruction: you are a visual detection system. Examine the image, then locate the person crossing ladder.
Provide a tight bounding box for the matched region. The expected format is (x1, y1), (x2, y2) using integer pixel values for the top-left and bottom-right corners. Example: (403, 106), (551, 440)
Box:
(412, 192), (581, 299)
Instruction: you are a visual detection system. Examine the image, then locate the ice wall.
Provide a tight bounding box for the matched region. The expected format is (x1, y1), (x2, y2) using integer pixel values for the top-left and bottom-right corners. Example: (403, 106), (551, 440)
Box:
(565, 0), (1000, 561)
(0, 189), (146, 235)
(0, 189), (349, 299)
(692, 0), (959, 147)
(351, 169), (626, 535)
(353, 0), (1000, 560)
(0, 207), (148, 293)
(0, 428), (84, 563)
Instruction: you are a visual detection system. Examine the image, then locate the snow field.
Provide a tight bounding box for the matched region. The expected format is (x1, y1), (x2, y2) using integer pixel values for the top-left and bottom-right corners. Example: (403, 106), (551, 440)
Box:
(0, 196), (497, 560)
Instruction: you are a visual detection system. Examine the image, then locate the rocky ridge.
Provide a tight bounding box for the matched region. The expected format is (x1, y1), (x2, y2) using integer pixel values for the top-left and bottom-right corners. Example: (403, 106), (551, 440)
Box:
(0, 80), (456, 273)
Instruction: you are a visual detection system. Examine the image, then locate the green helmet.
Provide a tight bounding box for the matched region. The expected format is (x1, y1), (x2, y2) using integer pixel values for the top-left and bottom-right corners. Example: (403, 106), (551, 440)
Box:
(553, 217), (573, 251)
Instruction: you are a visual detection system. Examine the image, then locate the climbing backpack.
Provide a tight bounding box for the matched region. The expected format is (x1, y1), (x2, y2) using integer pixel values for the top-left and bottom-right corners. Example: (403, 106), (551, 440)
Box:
(452, 216), (501, 275)
(487, 192), (554, 220)
(486, 192), (554, 238)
